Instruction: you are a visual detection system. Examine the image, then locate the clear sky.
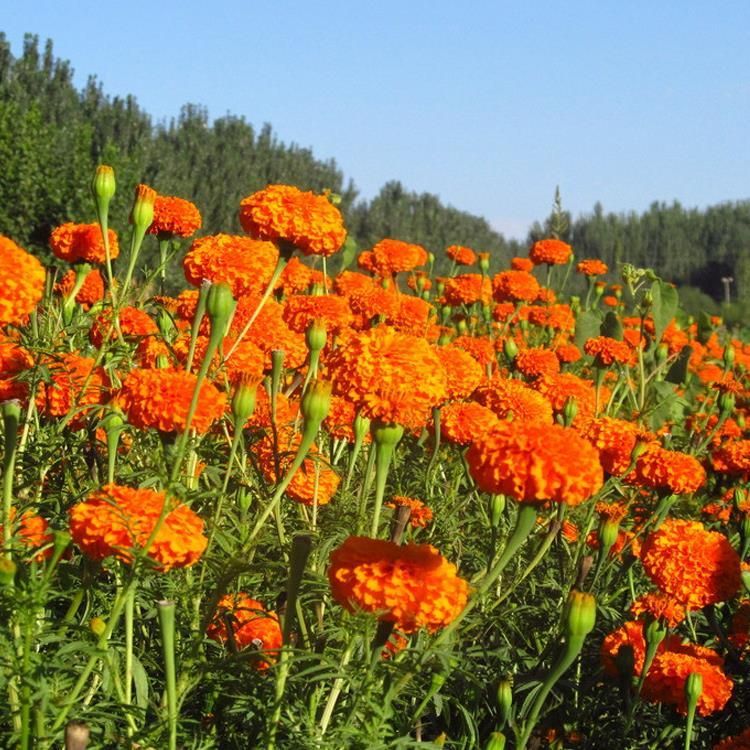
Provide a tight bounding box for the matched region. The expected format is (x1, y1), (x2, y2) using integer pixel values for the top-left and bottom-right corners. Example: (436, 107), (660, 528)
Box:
(4, 1), (749, 239)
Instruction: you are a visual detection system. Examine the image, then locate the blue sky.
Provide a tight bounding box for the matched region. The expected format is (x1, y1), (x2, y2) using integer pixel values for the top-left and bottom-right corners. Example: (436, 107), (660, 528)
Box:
(4, 1), (749, 239)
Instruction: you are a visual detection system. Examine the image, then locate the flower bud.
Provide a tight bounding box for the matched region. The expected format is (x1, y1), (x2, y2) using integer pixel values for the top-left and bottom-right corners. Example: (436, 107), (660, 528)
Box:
(563, 590), (596, 640)
(655, 344), (669, 366)
(503, 338), (519, 362)
(598, 518), (620, 554)
(724, 344), (735, 369)
(685, 671), (703, 708)
(562, 397), (578, 427)
(496, 676), (513, 727)
(301, 380), (332, 427)
(485, 731), (506, 750)
(718, 391), (736, 419)
(232, 378), (258, 425)
(630, 440), (649, 464)
(353, 409), (371, 444)
(478, 253), (490, 273)
(0, 557), (16, 586)
(645, 618), (667, 648)
(457, 319), (468, 335)
(130, 184), (156, 231)
(490, 494), (505, 528)
(742, 568), (750, 595)
(371, 421), (405, 449)
(305, 319), (327, 354)
(427, 251), (435, 267)
(90, 617), (107, 638)
(206, 282), (235, 326)
(91, 165), (116, 205)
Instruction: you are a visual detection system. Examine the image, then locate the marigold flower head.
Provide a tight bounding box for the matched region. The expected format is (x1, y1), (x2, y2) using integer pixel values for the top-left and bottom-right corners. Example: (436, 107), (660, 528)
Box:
(327, 327), (448, 431)
(577, 259), (608, 276)
(584, 417), (652, 476)
(148, 195), (202, 238)
(526, 303), (576, 332)
(49, 223), (119, 264)
(474, 375), (553, 425)
(601, 620), (650, 678)
(387, 295), (437, 336)
(446, 245), (477, 265)
(371, 239), (428, 276)
(514, 347), (561, 380)
(438, 401), (499, 445)
(631, 592), (686, 628)
(69, 484), (207, 571)
(0, 335), (33, 376)
(529, 238), (572, 266)
(533, 373), (601, 429)
(450, 335), (496, 367)
(37, 353), (110, 424)
(90, 306), (158, 348)
(385, 496), (433, 528)
(206, 594), (282, 669)
(602, 295), (619, 307)
(442, 274), (492, 306)
(584, 336), (635, 367)
(55, 268), (105, 310)
(328, 536), (469, 633)
(183, 234), (279, 298)
(346, 283), (402, 326)
(1, 508), (53, 562)
(555, 343), (582, 364)
(492, 270), (541, 303)
(640, 519), (741, 609)
(239, 184), (346, 257)
(712, 440), (750, 475)
(434, 346), (484, 400)
(118, 368), (226, 434)
(282, 294), (352, 335)
(275, 256), (319, 295)
(634, 444), (706, 495)
(466, 421), (603, 505)
(324, 396), (370, 444)
(510, 256), (534, 272)
(0, 236), (47, 325)
(714, 728), (750, 750)
(642, 641), (733, 716)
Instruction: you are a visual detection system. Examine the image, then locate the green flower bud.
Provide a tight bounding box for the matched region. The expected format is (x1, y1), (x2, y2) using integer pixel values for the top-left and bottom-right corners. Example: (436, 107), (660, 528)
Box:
(724, 344), (735, 369)
(130, 183), (156, 231)
(503, 338), (519, 362)
(457, 319), (468, 335)
(485, 731), (506, 750)
(742, 568), (750, 595)
(438, 332), (452, 346)
(630, 440), (648, 463)
(91, 165), (116, 205)
(371, 421), (405, 449)
(645, 618), (667, 648)
(353, 409), (371, 444)
(232, 378), (258, 425)
(90, 617), (107, 637)
(599, 518), (620, 553)
(562, 397), (578, 427)
(478, 253), (490, 273)
(719, 391), (736, 418)
(563, 590), (596, 640)
(490, 494), (506, 528)
(655, 343), (669, 366)
(685, 671), (703, 708)
(301, 380), (332, 427)
(305, 319), (327, 353)
(496, 676), (513, 728)
(206, 282), (235, 326)
(0, 557), (16, 586)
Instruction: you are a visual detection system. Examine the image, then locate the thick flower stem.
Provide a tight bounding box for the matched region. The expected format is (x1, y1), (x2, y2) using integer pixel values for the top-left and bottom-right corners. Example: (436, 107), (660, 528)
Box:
(370, 424), (404, 537)
(2, 400), (21, 557)
(157, 600), (178, 750)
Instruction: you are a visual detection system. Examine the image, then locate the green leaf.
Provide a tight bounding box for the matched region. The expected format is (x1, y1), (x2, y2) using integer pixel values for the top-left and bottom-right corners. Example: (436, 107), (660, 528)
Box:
(575, 310), (602, 348)
(337, 236), (358, 273)
(665, 345), (692, 385)
(600, 311), (624, 340)
(131, 654), (150, 709)
(650, 280), (679, 343)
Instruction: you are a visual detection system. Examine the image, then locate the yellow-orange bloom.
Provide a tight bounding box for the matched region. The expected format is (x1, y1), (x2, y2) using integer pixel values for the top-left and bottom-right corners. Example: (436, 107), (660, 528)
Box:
(514, 347), (561, 379)
(439, 401), (500, 445)
(328, 536), (468, 633)
(148, 195), (202, 238)
(631, 592), (686, 628)
(640, 520), (741, 609)
(492, 270), (541, 303)
(49, 222), (119, 264)
(446, 245), (477, 265)
(37, 353), (110, 424)
(442, 274), (492, 306)
(239, 184), (346, 257)
(0, 236), (46, 325)
(385, 496), (433, 528)
(371, 238), (428, 276)
(69, 484), (207, 571)
(55, 268), (105, 310)
(434, 345), (484, 400)
(466, 421), (603, 505)
(474, 375), (553, 424)
(584, 336), (635, 367)
(634, 444), (706, 495)
(577, 258), (608, 276)
(118, 368), (226, 434)
(529, 238), (572, 266)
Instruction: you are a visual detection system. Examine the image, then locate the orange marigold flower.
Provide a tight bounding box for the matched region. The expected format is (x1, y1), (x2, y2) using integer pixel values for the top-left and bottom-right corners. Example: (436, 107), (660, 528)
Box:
(206, 594), (282, 669)
(601, 620), (650, 678)
(385, 496), (433, 528)
(602, 295), (619, 307)
(442, 274), (492, 306)
(37, 353), (110, 424)
(239, 184), (346, 257)
(450, 335), (496, 367)
(555, 343), (582, 364)
(712, 440), (750, 475)
(387, 295), (437, 336)
(371, 239), (428, 276)
(492, 302), (517, 322)
(183, 234), (279, 298)
(584, 336), (635, 367)
(347, 283), (402, 326)
(474, 375), (553, 424)
(595, 501), (629, 523)
(577, 259), (608, 276)
(526, 304), (576, 332)
(714, 728), (750, 750)
(327, 326), (448, 431)
(90, 306), (158, 348)
(357, 250), (377, 274)
(324, 395), (369, 444)
(0, 335), (32, 403)
(118, 368), (226, 434)
(466, 421), (603, 505)
(631, 592), (686, 628)
(492, 270), (541, 303)
(634, 444), (706, 494)
(49, 222), (119, 264)
(148, 195), (202, 238)
(515, 347), (560, 379)
(282, 294), (353, 335)
(0, 508), (54, 562)
(510, 256), (534, 272)
(642, 641), (733, 716)
(407, 270), (432, 293)
(640, 519), (741, 609)
(533, 373), (601, 429)
(328, 536), (469, 633)
(0, 236), (46, 325)
(529, 238), (572, 266)
(434, 346), (484, 400)
(584, 417), (650, 476)
(439, 401), (500, 445)
(275, 256), (320, 295)
(69, 484), (206, 571)
(446, 245), (477, 265)
(55, 268), (105, 310)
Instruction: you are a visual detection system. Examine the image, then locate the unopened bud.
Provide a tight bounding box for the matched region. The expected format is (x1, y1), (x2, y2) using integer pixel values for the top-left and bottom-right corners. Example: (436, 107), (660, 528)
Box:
(301, 380), (332, 426)
(427, 252), (435, 266)
(645, 618), (667, 649)
(503, 338), (518, 362)
(724, 344), (735, 369)
(630, 440), (649, 464)
(130, 184), (156, 230)
(485, 731), (507, 750)
(371, 421), (405, 449)
(563, 397), (578, 427)
(490, 494), (505, 528)
(232, 378), (258, 425)
(457, 319), (468, 335)
(655, 344), (668, 366)
(0, 557), (16, 585)
(206, 282), (235, 325)
(90, 617), (107, 637)
(685, 671), (703, 708)
(91, 165), (116, 205)
(599, 518), (620, 553)
(563, 590), (596, 640)
(353, 409), (371, 444)
(478, 253), (490, 273)
(305, 319), (327, 353)
(496, 677), (513, 727)
(742, 568), (750, 595)
(718, 391), (736, 418)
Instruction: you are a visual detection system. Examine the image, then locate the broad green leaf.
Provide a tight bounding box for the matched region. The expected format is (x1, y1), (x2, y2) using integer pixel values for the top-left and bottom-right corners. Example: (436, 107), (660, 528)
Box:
(665, 345), (692, 385)
(651, 280), (679, 343)
(575, 310), (602, 348)
(600, 311), (624, 340)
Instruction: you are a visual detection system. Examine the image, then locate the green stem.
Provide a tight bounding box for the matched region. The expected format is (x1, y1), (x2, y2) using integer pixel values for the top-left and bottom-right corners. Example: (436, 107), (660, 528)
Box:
(370, 425), (404, 537)
(2, 401), (21, 557)
(158, 600), (177, 750)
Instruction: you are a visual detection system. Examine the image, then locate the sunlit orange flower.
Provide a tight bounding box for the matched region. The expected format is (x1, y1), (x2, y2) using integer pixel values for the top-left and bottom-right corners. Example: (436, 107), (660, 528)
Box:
(441, 245), (475, 266)
(324, 395), (369, 444)
(533, 373), (601, 429)
(148, 195), (202, 238)
(37, 353), (110, 424)
(631, 592), (686, 628)
(49, 223), (119, 264)
(347, 283), (402, 326)
(515, 347), (560, 379)
(640, 519), (741, 609)
(642, 641), (733, 716)
(584, 336), (635, 367)
(492, 302), (517, 322)
(442, 274), (492, 306)
(328, 536), (469, 633)
(357, 250), (377, 274)
(275, 256), (318, 295)
(555, 343), (582, 364)
(602, 295), (619, 307)
(118, 368), (226, 434)
(386, 496), (433, 528)
(634, 444), (706, 494)
(434, 346), (484, 400)
(466, 421), (603, 505)
(577, 259), (608, 276)
(90, 306), (158, 348)
(0, 334), (33, 400)
(526, 304), (576, 332)
(601, 620), (650, 678)
(239, 184), (346, 257)
(206, 594), (282, 669)
(584, 417), (651, 476)
(183, 234), (279, 298)
(529, 238), (572, 266)
(595, 501), (629, 523)
(439, 401), (500, 445)
(510, 257), (534, 272)
(492, 270), (541, 303)
(55, 268), (105, 310)
(0, 236), (47, 325)
(714, 728), (750, 750)
(387, 295), (437, 336)
(712, 440), (750, 475)
(0, 508), (53, 562)
(450, 335), (496, 368)
(282, 294), (352, 334)
(371, 239), (428, 276)
(69, 484), (206, 571)
(327, 326), (448, 430)
(474, 375), (553, 424)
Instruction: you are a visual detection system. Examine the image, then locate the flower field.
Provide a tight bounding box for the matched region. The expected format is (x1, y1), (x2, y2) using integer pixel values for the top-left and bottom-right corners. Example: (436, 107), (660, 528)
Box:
(0, 169), (748, 749)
